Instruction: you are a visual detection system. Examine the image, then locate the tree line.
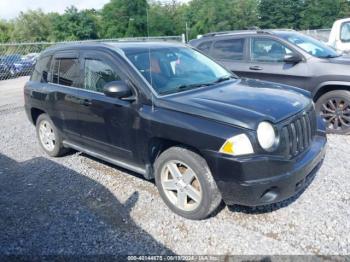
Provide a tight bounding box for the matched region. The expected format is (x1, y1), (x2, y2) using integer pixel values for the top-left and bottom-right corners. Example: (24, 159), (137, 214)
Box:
(0, 0), (350, 43)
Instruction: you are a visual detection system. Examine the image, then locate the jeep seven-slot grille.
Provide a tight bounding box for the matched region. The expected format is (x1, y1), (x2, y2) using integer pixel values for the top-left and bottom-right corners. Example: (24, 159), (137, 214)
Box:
(281, 107), (316, 158)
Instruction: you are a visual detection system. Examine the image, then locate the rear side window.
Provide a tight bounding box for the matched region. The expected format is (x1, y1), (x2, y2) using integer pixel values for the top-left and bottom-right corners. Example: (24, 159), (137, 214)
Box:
(84, 59), (121, 92)
(212, 38), (245, 60)
(197, 41), (212, 53)
(31, 55), (52, 82)
(52, 58), (80, 87)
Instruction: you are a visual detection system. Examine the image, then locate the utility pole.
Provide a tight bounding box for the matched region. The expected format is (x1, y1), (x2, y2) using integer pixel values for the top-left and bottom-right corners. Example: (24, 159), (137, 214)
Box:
(146, 7), (150, 38)
(185, 22), (189, 43)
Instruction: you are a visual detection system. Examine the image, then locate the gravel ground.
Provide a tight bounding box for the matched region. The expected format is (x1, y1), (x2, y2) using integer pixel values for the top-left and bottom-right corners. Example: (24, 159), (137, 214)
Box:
(0, 77), (349, 256)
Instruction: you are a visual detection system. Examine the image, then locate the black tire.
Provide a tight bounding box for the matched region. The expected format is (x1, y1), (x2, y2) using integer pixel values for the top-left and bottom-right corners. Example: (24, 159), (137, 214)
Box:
(316, 90), (350, 135)
(154, 146), (222, 220)
(36, 114), (68, 157)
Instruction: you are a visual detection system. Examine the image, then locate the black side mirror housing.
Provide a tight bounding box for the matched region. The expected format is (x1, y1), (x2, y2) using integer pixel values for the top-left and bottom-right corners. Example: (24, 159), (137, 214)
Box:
(284, 53), (303, 63)
(103, 81), (133, 99)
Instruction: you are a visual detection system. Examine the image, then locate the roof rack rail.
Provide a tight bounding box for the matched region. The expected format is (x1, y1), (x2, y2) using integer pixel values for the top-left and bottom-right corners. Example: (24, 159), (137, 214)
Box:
(202, 28), (296, 38)
(202, 30), (250, 37)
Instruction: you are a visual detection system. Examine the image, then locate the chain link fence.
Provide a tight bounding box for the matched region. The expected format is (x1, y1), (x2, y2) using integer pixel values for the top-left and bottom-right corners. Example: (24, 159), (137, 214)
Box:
(0, 35), (185, 81)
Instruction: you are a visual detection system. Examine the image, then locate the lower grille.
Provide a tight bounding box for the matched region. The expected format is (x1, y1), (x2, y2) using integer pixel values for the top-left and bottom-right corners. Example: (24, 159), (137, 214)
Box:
(281, 107), (316, 158)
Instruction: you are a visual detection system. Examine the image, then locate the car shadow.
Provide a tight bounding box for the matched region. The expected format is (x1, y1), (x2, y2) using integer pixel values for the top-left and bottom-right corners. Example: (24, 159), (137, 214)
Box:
(0, 153), (175, 256)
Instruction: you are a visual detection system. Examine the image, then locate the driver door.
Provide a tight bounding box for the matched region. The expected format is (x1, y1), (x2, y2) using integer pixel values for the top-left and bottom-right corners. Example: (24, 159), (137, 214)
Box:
(75, 50), (138, 163)
(240, 36), (311, 89)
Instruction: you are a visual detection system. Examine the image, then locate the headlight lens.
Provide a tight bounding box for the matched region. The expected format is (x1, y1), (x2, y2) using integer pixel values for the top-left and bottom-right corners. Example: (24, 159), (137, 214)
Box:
(257, 121), (278, 151)
(219, 134), (254, 156)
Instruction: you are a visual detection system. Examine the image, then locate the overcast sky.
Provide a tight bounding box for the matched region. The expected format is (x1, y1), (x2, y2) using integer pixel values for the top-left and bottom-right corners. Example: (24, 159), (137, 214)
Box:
(0, 0), (189, 20)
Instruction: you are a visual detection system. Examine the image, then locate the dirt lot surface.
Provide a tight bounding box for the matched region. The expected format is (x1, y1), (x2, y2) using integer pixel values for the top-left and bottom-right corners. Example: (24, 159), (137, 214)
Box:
(0, 77), (349, 256)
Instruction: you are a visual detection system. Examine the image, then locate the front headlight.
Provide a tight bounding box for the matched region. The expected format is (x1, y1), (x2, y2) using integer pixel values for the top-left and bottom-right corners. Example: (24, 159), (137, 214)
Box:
(257, 121), (278, 151)
(219, 134), (254, 156)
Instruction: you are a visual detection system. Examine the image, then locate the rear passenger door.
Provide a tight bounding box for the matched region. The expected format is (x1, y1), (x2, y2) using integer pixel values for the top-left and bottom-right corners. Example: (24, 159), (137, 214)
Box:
(49, 52), (83, 142)
(207, 37), (249, 76)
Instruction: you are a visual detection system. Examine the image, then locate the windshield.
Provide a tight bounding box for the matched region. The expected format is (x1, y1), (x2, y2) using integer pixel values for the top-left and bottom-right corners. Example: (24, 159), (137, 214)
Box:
(279, 33), (340, 58)
(124, 46), (234, 95)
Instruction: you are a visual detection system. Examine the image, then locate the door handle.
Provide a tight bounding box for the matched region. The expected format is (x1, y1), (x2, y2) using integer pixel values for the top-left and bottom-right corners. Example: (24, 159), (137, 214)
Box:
(249, 66), (263, 71)
(81, 99), (92, 106)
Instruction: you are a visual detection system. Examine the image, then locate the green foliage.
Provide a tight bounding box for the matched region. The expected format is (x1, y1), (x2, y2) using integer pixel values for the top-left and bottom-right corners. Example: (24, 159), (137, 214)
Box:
(101, 0), (148, 38)
(49, 7), (100, 41)
(183, 0), (259, 38)
(338, 0), (350, 18)
(10, 9), (51, 42)
(148, 0), (187, 36)
(299, 0), (350, 29)
(1, 0), (350, 43)
(0, 20), (12, 43)
(259, 0), (304, 29)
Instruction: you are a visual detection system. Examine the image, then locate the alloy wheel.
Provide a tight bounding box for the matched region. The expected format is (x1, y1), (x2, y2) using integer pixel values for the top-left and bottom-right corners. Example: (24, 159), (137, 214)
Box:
(320, 97), (350, 132)
(160, 160), (202, 212)
(38, 120), (56, 152)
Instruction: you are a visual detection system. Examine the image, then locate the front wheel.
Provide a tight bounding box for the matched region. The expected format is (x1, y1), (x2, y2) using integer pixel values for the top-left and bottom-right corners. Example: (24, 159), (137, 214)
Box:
(316, 90), (350, 135)
(154, 146), (222, 220)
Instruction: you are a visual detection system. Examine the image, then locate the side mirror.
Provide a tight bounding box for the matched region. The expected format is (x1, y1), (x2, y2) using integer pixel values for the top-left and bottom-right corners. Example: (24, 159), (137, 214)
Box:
(284, 53), (303, 63)
(103, 81), (133, 99)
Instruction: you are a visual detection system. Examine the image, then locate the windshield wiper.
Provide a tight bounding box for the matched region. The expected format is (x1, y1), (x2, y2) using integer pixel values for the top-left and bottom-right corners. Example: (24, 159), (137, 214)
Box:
(160, 82), (215, 95)
(323, 54), (341, 58)
(160, 75), (236, 95)
(211, 75), (236, 84)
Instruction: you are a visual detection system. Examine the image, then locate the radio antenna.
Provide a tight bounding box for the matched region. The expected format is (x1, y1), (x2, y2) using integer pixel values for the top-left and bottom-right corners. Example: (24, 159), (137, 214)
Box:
(146, 6), (155, 112)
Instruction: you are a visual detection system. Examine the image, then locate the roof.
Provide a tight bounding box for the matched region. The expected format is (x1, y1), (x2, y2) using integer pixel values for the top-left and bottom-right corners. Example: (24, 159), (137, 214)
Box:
(333, 17), (350, 25)
(42, 41), (185, 56)
(201, 29), (296, 38)
(189, 29), (298, 45)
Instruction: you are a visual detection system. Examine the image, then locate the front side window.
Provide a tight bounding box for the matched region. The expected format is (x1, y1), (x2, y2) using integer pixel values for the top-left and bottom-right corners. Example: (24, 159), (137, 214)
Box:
(52, 58), (80, 87)
(124, 47), (234, 95)
(251, 38), (292, 62)
(212, 38), (245, 60)
(279, 32), (339, 58)
(340, 22), (350, 43)
(84, 59), (121, 92)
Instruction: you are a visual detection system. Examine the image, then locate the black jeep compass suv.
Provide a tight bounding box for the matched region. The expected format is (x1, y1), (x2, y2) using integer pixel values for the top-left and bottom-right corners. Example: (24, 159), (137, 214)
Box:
(24, 42), (326, 220)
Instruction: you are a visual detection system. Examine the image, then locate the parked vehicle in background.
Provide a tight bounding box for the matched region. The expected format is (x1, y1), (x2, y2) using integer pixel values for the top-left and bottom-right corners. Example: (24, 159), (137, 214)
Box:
(328, 18), (350, 54)
(0, 54), (36, 78)
(24, 42), (326, 220)
(190, 30), (350, 134)
(22, 53), (40, 64)
(0, 58), (11, 80)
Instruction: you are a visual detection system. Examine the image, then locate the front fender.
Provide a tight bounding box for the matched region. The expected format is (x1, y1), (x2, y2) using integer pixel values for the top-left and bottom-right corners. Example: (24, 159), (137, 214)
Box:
(313, 81), (350, 98)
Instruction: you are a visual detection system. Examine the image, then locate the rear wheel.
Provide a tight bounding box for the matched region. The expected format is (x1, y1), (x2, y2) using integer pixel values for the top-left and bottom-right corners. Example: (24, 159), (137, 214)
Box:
(36, 114), (68, 157)
(316, 90), (350, 135)
(154, 146), (222, 220)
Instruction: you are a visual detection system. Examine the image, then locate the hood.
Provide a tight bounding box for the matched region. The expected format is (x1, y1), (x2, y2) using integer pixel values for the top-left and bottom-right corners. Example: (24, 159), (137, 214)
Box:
(328, 55), (350, 65)
(156, 79), (312, 130)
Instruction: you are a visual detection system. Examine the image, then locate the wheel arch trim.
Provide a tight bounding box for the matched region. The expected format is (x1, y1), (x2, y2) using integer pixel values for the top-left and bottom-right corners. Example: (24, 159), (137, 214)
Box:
(313, 81), (350, 100)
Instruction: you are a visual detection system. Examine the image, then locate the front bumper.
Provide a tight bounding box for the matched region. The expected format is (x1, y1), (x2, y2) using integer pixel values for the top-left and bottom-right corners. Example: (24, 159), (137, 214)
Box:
(203, 134), (327, 206)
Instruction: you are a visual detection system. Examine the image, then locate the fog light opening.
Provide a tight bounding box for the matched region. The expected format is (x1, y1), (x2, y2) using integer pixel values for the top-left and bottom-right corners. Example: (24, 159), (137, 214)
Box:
(260, 187), (278, 203)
